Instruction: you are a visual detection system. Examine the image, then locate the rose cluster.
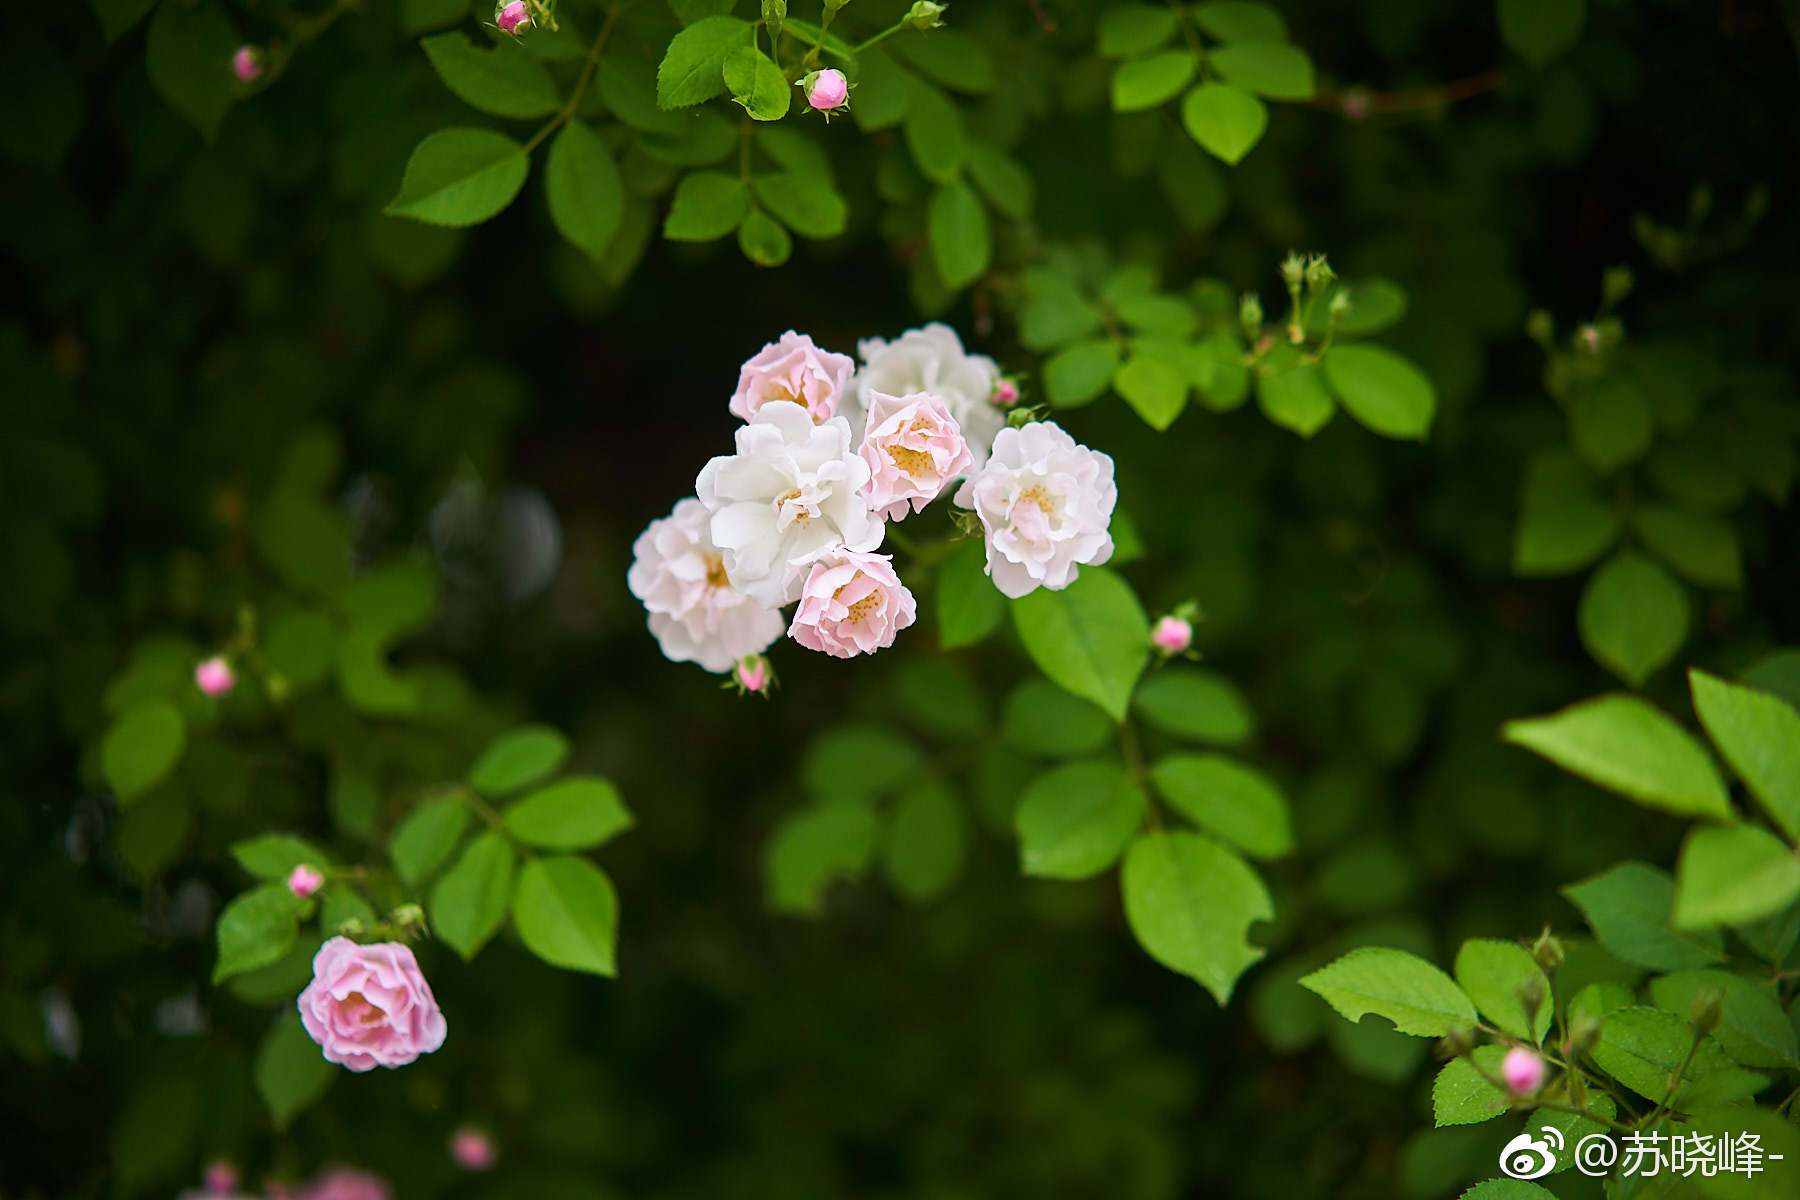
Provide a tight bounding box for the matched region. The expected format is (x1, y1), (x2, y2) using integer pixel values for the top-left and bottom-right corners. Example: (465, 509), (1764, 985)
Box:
(629, 325), (1118, 681)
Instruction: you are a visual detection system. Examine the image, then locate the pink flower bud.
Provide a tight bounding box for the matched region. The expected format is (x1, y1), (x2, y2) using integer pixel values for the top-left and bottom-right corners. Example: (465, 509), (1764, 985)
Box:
(195, 656), (235, 696)
(806, 69), (849, 114)
(993, 378), (1021, 407)
(232, 46), (263, 84)
(1502, 1046), (1545, 1096)
(203, 1161), (239, 1195)
(1151, 615), (1192, 655)
(450, 1126), (498, 1172)
(288, 863), (324, 900)
(496, 1), (532, 37)
(734, 655), (771, 695)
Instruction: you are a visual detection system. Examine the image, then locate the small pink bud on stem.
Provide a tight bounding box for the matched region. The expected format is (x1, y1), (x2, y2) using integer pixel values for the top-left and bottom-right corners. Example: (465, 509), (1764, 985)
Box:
(496, 0), (532, 37)
(232, 46), (264, 84)
(1151, 615), (1193, 655)
(1501, 1046), (1546, 1096)
(287, 864), (324, 900)
(450, 1126), (498, 1171)
(732, 654), (774, 696)
(803, 69), (850, 115)
(195, 656), (235, 696)
(203, 1161), (239, 1195)
(992, 377), (1021, 407)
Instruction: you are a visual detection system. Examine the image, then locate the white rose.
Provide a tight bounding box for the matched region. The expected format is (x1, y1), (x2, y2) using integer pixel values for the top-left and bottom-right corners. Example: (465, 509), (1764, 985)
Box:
(696, 403), (885, 607)
(848, 323), (1005, 468)
(953, 421), (1116, 599)
(626, 498), (786, 673)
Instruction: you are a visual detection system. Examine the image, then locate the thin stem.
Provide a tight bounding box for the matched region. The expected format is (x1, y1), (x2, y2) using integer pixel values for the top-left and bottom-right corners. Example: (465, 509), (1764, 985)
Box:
(851, 20), (908, 54)
(1462, 1050), (1635, 1135)
(1311, 69), (1507, 117)
(1638, 1028), (1704, 1129)
(800, 6), (838, 71)
(521, 5), (620, 155)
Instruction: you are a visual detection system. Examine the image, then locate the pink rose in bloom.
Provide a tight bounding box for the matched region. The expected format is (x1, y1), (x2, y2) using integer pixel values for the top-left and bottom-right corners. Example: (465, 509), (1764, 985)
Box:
(297, 937), (446, 1071)
(288, 863), (324, 900)
(300, 1167), (392, 1200)
(1151, 615), (1192, 654)
(449, 1126), (498, 1172)
(1502, 1046), (1545, 1096)
(806, 69), (849, 113)
(788, 550), (916, 658)
(729, 331), (853, 424)
(231, 46), (263, 84)
(195, 655), (235, 696)
(627, 498), (785, 672)
(857, 390), (974, 521)
(495, 0), (532, 37)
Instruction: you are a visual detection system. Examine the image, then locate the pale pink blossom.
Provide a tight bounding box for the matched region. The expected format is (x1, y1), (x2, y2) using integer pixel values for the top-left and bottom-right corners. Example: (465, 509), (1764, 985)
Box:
(449, 1126), (497, 1172)
(300, 1167), (392, 1200)
(296, 938), (446, 1072)
(729, 331), (853, 424)
(788, 550), (916, 658)
(806, 69), (849, 113)
(495, 1), (532, 37)
(849, 324), (1005, 468)
(231, 46), (263, 84)
(288, 864), (324, 900)
(857, 390), (974, 521)
(628, 498), (785, 672)
(1502, 1046), (1545, 1096)
(1151, 616), (1192, 654)
(196, 656), (235, 696)
(954, 421), (1116, 599)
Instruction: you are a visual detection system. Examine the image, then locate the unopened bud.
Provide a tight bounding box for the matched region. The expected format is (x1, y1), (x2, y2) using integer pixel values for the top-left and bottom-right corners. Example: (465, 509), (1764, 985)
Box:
(1239, 292), (1264, 339)
(231, 46), (264, 85)
(992, 377), (1022, 407)
(287, 864), (324, 900)
(761, 0), (788, 28)
(803, 68), (850, 115)
(905, 1), (947, 31)
(732, 654), (774, 696)
(1151, 615), (1192, 656)
(1304, 254), (1335, 290)
(495, 0), (532, 37)
(1601, 265), (1634, 309)
(195, 655), (235, 697)
(1502, 1046), (1546, 1096)
(391, 903), (426, 932)
(1328, 289), (1352, 319)
(450, 1126), (498, 1172)
(1280, 252), (1305, 289)
(1517, 976), (1546, 1022)
(1689, 987), (1723, 1037)
(1530, 926), (1564, 973)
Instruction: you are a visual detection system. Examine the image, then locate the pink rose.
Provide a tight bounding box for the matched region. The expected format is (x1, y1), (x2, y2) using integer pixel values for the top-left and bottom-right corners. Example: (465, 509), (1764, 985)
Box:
(300, 1167), (392, 1200)
(296, 937), (446, 1072)
(729, 331), (853, 424)
(856, 390), (974, 521)
(806, 69), (849, 113)
(1151, 615), (1192, 654)
(788, 550), (916, 658)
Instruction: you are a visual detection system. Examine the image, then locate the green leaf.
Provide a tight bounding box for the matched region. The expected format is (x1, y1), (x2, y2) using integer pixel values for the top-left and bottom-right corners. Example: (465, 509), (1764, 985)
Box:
(1150, 754), (1292, 859)
(664, 170), (749, 240)
(1690, 669), (1800, 842)
(802, 725), (920, 802)
(722, 45), (789, 121)
(511, 855), (620, 975)
(737, 209), (792, 266)
(1561, 861), (1725, 971)
(1122, 831), (1273, 1003)
(1014, 760), (1145, 879)
(1323, 344), (1436, 440)
(1019, 268), (1103, 351)
(1568, 377), (1653, 475)
(213, 884), (304, 984)
(1569, 980), (1634, 1029)
(902, 76), (969, 183)
(1110, 51), (1198, 113)
(1590, 1006), (1767, 1109)
(263, 610), (337, 692)
(1498, 0), (1586, 67)
(1192, 2), (1288, 43)
(656, 15), (751, 109)
(254, 1015), (334, 1129)
(1002, 678), (1114, 758)
(546, 120), (626, 259)
(504, 777), (634, 850)
(430, 832), (516, 960)
(1299, 946), (1478, 1037)
(1432, 1046), (1510, 1126)
(1649, 970), (1799, 1069)
(1452, 939), (1552, 1042)
(937, 538), (1007, 648)
(231, 835), (330, 881)
(1012, 567), (1151, 722)
(386, 128), (529, 227)
(421, 32), (559, 118)
(1672, 823), (1800, 930)
(146, 1), (237, 139)
(343, 557), (437, 642)
(1113, 353), (1189, 430)
(1207, 43), (1315, 100)
(1307, 279), (1408, 337)
(1096, 5), (1179, 57)
(1501, 694), (1732, 821)
(765, 799), (880, 916)
(469, 725), (570, 796)
(1577, 550), (1688, 687)
(1255, 345), (1334, 436)
(752, 172), (847, 238)
(849, 47), (910, 131)
(887, 30), (996, 94)
(1133, 667), (1256, 745)
(102, 701), (186, 804)
(881, 782), (968, 903)
(391, 797), (474, 886)
(1181, 83), (1268, 165)
(92, 0), (159, 43)
(1459, 1180), (1561, 1199)
(928, 180), (991, 291)
(1513, 449), (1620, 576)
(1632, 505), (1743, 588)
(965, 142), (1033, 219)
(1044, 339), (1120, 409)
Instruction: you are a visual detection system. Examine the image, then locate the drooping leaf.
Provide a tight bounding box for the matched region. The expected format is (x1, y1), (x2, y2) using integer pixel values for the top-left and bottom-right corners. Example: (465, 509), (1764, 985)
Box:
(1123, 832), (1273, 1003)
